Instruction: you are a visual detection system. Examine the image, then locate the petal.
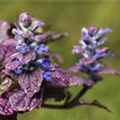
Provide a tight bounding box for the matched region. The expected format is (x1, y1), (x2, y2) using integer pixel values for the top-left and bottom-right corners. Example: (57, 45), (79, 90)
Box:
(88, 26), (98, 36)
(96, 47), (109, 54)
(72, 45), (84, 54)
(31, 19), (44, 31)
(89, 64), (101, 72)
(43, 72), (51, 81)
(81, 27), (89, 40)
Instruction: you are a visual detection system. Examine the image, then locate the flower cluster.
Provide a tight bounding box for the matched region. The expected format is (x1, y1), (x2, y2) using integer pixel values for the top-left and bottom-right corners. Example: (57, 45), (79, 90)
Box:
(0, 12), (67, 116)
(0, 13), (119, 118)
(0, 12), (55, 115)
(71, 26), (117, 78)
(0, 12), (87, 116)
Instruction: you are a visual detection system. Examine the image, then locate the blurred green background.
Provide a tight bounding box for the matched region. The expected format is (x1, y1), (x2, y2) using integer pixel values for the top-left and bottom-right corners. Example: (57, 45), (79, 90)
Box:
(0, 0), (120, 120)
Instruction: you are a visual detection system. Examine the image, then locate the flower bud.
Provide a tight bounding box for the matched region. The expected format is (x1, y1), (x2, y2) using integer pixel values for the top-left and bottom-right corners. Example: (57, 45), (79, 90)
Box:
(19, 12), (32, 27)
(89, 26), (98, 36)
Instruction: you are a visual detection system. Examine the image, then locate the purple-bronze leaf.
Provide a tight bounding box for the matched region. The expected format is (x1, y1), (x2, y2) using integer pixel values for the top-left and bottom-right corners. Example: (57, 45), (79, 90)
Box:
(51, 66), (94, 87)
(40, 31), (68, 43)
(97, 68), (120, 75)
(9, 89), (42, 112)
(68, 66), (80, 73)
(0, 21), (11, 44)
(29, 91), (43, 111)
(79, 58), (95, 66)
(5, 59), (20, 70)
(0, 42), (16, 64)
(2, 39), (16, 47)
(18, 68), (43, 97)
(0, 98), (14, 116)
(0, 45), (7, 62)
(51, 67), (71, 87)
(3, 44), (16, 65)
(69, 76), (94, 87)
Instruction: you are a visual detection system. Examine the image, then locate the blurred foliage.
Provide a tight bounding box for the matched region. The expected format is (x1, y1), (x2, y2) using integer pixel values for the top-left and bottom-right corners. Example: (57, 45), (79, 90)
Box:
(0, 0), (120, 120)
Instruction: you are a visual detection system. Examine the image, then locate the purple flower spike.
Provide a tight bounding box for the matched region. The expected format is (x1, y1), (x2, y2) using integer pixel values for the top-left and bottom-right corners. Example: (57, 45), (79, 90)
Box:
(71, 26), (117, 75)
